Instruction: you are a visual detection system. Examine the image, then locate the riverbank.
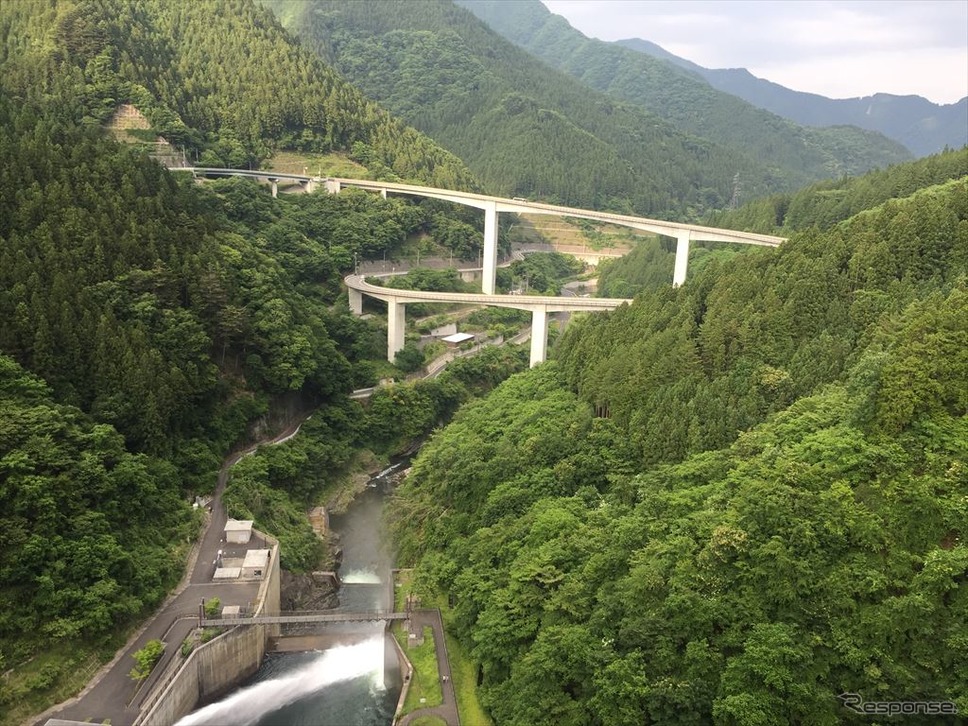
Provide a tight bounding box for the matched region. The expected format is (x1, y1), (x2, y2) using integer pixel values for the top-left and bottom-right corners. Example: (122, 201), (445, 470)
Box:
(392, 571), (490, 726)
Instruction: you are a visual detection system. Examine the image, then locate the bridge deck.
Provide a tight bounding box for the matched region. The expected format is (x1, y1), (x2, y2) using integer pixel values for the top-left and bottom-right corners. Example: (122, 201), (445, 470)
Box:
(201, 611), (408, 627)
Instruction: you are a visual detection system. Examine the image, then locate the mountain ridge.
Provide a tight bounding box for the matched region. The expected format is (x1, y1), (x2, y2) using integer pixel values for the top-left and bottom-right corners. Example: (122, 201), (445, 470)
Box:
(263, 0), (910, 219)
(456, 0), (912, 172)
(616, 36), (968, 157)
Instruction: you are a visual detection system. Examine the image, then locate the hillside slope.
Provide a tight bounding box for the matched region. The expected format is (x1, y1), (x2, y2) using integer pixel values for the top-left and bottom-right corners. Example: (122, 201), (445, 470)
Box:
(0, 0), (477, 188)
(0, 0), (491, 711)
(618, 37), (968, 158)
(458, 0), (912, 181)
(260, 0), (891, 219)
(391, 154), (968, 723)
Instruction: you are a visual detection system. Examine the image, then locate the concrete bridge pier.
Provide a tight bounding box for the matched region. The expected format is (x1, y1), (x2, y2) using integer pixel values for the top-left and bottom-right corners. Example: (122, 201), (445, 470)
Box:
(673, 231), (690, 287)
(325, 178), (342, 194)
(529, 307), (548, 367)
(482, 201), (499, 295)
(380, 188), (387, 199)
(305, 178), (317, 194)
(387, 299), (406, 363)
(268, 178), (279, 198)
(348, 287), (363, 315)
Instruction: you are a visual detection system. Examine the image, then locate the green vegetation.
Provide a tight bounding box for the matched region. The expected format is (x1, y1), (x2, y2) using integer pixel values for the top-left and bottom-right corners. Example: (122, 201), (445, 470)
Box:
(463, 307), (531, 340)
(180, 638), (195, 658)
(265, 0), (909, 219)
(0, 641), (108, 724)
(615, 37), (966, 158)
(410, 716), (447, 726)
(445, 631), (492, 726)
(396, 570), (491, 724)
(221, 343), (529, 572)
(396, 626), (443, 715)
(706, 147), (968, 233)
(597, 243), (675, 298)
(0, 356), (194, 645)
(265, 150), (367, 178)
(129, 639), (164, 683)
(458, 0), (911, 180)
(1, 0), (476, 187)
(203, 598), (221, 619)
(0, 0), (488, 712)
(391, 155), (968, 723)
(1, 1), (964, 723)
(496, 251), (583, 294)
(601, 149), (967, 300)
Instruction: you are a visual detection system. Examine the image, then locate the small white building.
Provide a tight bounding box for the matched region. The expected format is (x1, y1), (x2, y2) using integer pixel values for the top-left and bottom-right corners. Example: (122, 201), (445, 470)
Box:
(241, 549), (270, 579)
(441, 332), (475, 348)
(224, 519), (254, 544)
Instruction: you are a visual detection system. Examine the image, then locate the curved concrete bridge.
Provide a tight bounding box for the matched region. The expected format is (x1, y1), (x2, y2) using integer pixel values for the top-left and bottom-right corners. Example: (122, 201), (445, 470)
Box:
(176, 168), (785, 290)
(346, 273), (631, 367)
(176, 168), (786, 366)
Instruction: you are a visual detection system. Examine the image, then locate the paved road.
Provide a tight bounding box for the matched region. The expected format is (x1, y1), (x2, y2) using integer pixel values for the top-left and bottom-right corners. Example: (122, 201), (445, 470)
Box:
(397, 609), (460, 726)
(35, 419), (307, 726)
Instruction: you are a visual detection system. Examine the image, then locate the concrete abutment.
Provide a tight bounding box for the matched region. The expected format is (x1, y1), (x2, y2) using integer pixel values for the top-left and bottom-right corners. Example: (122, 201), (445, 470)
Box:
(136, 532), (280, 726)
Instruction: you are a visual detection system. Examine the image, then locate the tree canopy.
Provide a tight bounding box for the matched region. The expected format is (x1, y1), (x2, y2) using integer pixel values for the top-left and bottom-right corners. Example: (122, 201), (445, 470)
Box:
(392, 156), (968, 723)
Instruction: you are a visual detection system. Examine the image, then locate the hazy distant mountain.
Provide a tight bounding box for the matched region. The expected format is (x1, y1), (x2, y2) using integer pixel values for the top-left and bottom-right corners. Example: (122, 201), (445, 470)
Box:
(617, 38), (968, 158)
(259, 0), (846, 218)
(457, 0), (910, 177)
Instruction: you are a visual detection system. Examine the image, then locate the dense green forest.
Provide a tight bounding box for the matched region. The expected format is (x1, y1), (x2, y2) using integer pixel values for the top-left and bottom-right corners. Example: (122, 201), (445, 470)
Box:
(0, 0), (476, 188)
(391, 154), (968, 723)
(597, 149), (968, 300)
(705, 148), (968, 234)
(259, 0), (903, 220)
(224, 344), (528, 572)
(457, 0), (912, 183)
(0, 0), (505, 705)
(2, 0), (965, 722)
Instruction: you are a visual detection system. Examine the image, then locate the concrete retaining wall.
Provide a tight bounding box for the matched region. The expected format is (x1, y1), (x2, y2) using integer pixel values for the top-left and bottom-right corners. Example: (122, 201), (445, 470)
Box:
(137, 532), (279, 725)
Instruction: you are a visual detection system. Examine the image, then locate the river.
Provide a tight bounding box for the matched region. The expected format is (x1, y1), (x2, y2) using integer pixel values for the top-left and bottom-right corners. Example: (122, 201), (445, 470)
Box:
(176, 462), (408, 725)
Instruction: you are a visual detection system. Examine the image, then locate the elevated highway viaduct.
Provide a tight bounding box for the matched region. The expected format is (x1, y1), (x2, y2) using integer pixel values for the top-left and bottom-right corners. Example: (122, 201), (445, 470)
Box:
(176, 168), (785, 365)
(178, 168), (785, 291)
(345, 273), (631, 367)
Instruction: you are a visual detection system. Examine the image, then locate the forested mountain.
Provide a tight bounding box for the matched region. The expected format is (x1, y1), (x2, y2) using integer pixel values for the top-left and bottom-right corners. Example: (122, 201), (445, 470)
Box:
(0, 0), (476, 188)
(260, 0), (900, 220)
(617, 37), (968, 158)
(597, 148), (968, 299)
(455, 0), (912, 183)
(0, 86), (386, 663)
(391, 153), (968, 723)
(704, 147), (968, 235)
(0, 0), (496, 705)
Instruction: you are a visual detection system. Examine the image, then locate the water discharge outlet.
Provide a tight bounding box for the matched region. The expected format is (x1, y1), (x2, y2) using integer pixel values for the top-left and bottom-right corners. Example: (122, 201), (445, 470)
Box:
(175, 637), (387, 725)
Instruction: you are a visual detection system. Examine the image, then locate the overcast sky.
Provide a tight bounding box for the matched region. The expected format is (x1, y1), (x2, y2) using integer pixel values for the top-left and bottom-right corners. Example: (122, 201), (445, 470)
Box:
(541, 0), (968, 105)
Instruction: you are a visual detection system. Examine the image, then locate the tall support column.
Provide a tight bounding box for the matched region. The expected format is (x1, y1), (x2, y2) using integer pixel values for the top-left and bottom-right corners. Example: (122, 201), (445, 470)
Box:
(325, 179), (341, 194)
(348, 287), (363, 316)
(673, 231), (690, 287)
(380, 188), (387, 199)
(305, 178), (317, 194)
(482, 201), (499, 295)
(269, 179), (278, 198)
(529, 307), (548, 367)
(387, 300), (406, 363)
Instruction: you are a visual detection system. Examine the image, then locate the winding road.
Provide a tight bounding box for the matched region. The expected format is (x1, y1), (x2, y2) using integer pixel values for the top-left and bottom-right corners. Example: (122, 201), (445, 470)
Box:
(36, 417), (309, 726)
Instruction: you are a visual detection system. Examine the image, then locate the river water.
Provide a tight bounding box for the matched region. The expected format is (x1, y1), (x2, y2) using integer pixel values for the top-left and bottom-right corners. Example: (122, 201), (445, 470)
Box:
(176, 463), (407, 725)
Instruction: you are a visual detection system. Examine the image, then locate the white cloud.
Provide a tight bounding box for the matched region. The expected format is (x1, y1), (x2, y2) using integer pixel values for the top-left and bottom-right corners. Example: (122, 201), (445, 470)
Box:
(541, 0), (968, 103)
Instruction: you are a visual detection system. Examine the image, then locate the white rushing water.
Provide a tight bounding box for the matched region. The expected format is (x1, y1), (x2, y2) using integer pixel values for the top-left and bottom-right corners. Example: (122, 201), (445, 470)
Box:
(340, 569), (383, 584)
(175, 637), (386, 726)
